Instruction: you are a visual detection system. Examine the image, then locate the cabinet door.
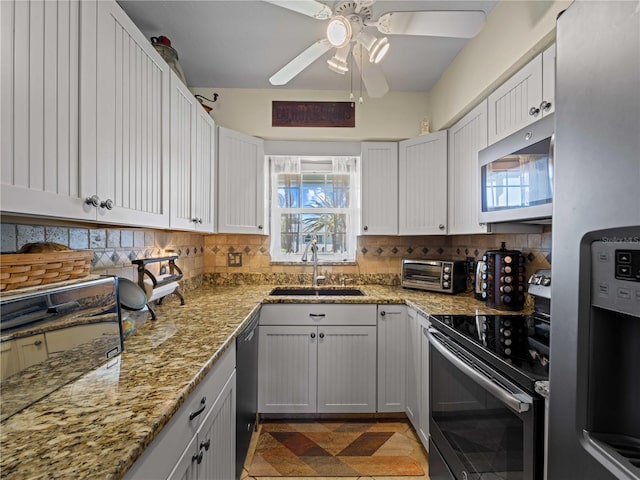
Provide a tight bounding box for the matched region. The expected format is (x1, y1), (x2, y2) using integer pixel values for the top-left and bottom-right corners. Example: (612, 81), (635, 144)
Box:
(169, 72), (197, 231)
(487, 54), (543, 145)
(405, 308), (420, 430)
(541, 43), (555, 116)
(0, 0), (91, 220)
(361, 142), (398, 235)
(194, 107), (216, 232)
(218, 127), (266, 234)
(399, 131), (448, 235)
(447, 100), (489, 235)
(166, 435), (198, 480)
(377, 305), (406, 412)
(317, 325), (377, 413)
(258, 325), (317, 413)
(418, 317), (431, 451)
(197, 371), (236, 480)
(88, 0), (170, 227)
(15, 334), (47, 370)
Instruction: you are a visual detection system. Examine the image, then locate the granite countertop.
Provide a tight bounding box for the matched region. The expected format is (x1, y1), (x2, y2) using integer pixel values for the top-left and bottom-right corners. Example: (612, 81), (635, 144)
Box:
(0, 284), (525, 479)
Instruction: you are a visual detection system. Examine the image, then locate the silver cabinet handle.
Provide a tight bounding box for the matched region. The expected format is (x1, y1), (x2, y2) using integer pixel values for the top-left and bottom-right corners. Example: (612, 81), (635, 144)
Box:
(540, 100), (552, 112)
(428, 329), (532, 413)
(529, 106), (540, 116)
(85, 195), (100, 208)
(100, 198), (114, 210)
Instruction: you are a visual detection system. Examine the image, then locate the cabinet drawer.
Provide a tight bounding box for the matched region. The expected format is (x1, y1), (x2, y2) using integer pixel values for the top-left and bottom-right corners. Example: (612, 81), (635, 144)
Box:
(260, 304), (376, 326)
(123, 343), (236, 480)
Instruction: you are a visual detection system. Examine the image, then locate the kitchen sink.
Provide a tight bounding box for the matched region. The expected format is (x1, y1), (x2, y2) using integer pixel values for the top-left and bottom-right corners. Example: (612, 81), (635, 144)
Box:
(268, 287), (366, 296)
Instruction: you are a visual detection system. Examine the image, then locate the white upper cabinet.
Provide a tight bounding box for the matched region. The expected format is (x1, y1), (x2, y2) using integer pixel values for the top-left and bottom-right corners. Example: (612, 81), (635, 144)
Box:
(169, 72), (215, 232)
(217, 127), (266, 234)
(81, 0), (170, 228)
(0, 0), (91, 220)
(361, 142), (398, 235)
(399, 131), (448, 235)
(487, 43), (555, 145)
(447, 100), (489, 235)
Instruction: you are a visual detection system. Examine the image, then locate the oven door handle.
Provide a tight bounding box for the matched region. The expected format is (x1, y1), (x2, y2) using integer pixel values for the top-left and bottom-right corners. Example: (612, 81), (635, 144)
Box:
(428, 329), (533, 414)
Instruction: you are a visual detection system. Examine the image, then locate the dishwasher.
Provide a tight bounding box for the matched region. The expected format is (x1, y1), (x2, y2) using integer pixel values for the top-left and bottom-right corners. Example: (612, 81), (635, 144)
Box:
(235, 311), (259, 478)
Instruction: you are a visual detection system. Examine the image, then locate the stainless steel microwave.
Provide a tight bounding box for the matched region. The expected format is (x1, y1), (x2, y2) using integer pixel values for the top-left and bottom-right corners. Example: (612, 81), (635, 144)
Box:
(479, 115), (555, 223)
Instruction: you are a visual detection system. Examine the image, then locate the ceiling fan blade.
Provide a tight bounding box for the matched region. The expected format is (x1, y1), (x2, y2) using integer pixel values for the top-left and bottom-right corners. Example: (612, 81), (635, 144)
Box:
(263, 0), (332, 20)
(352, 46), (389, 98)
(376, 11), (486, 38)
(269, 39), (332, 85)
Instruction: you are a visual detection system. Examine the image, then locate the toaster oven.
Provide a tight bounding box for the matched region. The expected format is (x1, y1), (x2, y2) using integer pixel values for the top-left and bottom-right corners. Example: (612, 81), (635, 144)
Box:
(401, 259), (467, 294)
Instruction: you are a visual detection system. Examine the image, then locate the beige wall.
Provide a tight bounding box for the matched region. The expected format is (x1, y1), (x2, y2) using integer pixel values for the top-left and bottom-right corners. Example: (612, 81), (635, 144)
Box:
(190, 87), (429, 141)
(427, 0), (571, 130)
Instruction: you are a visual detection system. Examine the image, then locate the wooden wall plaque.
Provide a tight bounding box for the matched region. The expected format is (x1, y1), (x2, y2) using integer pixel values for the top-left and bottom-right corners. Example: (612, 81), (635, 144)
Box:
(272, 101), (355, 127)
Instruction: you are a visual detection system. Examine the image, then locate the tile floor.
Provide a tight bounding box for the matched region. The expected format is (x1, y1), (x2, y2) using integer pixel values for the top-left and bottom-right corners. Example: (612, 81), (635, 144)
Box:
(240, 419), (430, 480)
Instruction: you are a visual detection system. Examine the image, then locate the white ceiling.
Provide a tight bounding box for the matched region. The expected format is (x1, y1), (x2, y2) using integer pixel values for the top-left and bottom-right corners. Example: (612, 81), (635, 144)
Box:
(118, 0), (497, 92)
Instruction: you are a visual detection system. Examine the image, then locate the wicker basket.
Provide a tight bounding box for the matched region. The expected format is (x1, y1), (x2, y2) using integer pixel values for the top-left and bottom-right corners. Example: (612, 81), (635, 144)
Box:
(0, 250), (93, 292)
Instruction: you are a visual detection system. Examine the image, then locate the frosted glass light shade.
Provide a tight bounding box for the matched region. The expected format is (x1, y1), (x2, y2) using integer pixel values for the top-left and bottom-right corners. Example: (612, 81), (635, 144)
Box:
(326, 16), (352, 48)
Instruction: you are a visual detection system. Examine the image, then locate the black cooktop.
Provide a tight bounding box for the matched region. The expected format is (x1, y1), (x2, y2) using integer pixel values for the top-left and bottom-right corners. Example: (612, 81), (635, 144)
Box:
(430, 313), (550, 392)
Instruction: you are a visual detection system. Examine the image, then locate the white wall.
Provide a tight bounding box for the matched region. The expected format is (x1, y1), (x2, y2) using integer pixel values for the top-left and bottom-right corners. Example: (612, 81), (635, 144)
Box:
(189, 87), (429, 141)
(427, 0), (572, 130)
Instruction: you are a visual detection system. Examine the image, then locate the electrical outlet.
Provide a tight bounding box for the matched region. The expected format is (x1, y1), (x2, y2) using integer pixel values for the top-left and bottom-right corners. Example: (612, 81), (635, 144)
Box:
(466, 256), (476, 272)
(228, 253), (242, 267)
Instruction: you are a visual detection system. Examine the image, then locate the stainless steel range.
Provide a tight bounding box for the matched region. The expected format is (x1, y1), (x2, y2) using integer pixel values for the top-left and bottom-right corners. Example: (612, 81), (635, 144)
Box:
(428, 269), (552, 480)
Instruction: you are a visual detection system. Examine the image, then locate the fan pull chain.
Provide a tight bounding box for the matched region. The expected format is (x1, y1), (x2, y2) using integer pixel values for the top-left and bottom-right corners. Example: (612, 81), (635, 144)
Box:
(359, 45), (364, 104)
(350, 58), (355, 106)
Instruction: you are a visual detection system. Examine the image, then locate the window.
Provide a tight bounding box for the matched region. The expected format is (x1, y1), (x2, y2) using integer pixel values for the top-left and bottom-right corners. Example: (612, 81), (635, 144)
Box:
(270, 156), (359, 262)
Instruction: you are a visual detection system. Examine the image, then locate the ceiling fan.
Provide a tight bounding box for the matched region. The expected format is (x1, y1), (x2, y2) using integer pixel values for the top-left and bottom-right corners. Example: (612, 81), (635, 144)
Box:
(265, 0), (487, 98)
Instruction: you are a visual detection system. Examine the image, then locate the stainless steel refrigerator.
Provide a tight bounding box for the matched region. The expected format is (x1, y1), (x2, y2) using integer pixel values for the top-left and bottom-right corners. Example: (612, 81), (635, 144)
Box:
(550, 2), (640, 480)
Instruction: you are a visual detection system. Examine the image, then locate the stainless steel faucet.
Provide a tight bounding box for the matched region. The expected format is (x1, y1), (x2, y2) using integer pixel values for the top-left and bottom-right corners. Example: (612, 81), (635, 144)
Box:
(301, 236), (325, 286)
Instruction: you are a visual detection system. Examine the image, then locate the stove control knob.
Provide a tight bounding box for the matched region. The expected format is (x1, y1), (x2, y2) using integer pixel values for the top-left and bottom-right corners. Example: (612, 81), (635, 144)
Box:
(504, 319), (511, 327)
(504, 256), (513, 264)
(443, 274), (450, 280)
(443, 281), (450, 288)
(504, 329), (512, 337)
(503, 276), (513, 284)
(542, 277), (551, 286)
(505, 338), (512, 346)
(444, 266), (451, 273)
(504, 348), (512, 355)
(503, 266), (513, 274)
(528, 274), (536, 284)
(500, 285), (513, 294)
(501, 295), (512, 304)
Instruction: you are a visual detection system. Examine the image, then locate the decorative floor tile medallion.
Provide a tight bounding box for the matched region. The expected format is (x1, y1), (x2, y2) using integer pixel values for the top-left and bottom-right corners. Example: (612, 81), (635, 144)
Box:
(247, 420), (425, 477)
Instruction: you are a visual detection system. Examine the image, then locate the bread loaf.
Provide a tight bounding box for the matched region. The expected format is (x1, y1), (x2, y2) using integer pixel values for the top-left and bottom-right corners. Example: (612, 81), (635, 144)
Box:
(17, 242), (70, 253)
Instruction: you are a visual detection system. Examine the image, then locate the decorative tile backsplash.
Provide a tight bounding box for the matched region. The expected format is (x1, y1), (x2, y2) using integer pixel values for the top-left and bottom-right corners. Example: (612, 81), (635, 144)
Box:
(1, 220), (551, 287)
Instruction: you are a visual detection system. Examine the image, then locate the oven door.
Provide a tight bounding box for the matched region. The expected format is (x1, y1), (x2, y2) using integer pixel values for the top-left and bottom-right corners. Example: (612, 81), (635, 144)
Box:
(428, 328), (543, 480)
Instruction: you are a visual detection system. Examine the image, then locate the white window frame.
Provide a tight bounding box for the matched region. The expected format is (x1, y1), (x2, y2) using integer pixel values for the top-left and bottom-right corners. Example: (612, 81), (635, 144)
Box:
(269, 155), (360, 263)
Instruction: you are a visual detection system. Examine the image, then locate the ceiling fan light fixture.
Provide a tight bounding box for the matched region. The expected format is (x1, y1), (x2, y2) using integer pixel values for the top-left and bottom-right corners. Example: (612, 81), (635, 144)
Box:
(369, 36), (389, 63)
(327, 44), (351, 74)
(326, 16), (352, 48)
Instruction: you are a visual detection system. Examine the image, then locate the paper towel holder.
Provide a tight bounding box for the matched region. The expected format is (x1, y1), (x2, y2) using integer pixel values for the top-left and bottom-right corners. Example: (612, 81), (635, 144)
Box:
(132, 256), (185, 320)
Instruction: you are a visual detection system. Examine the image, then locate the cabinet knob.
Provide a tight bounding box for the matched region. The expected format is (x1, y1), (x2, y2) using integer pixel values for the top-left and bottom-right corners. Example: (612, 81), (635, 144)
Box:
(380, 311), (386, 316)
(310, 332), (316, 339)
(363, 225), (368, 231)
(529, 106), (540, 117)
(319, 332), (325, 339)
(540, 100), (552, 112)
(192, 218), (199, 224)
(257, 225), (263, 230)
(34, 340), (42, 346)
(438, 224), (445, 230)
(198, 218), (203, 224)
(100, 198), (114, 210)
(192, 450), (204, 465)
(85, 195), (100, 208)
(200, 439), (210, 451)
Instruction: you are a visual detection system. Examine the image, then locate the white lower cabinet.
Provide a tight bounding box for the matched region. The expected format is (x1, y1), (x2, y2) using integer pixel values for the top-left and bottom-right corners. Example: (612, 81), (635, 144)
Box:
(405, 307), (421, 429)
(418, 314), (431, 451)
(167, 370), (236, 480)
(377, 305), (407, 412)
(123, 345), (236, 480)
(258, 304), (377, 414)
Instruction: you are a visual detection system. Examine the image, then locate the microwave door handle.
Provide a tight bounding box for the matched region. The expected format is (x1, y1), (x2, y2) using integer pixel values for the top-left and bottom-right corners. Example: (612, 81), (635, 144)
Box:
(428, 329), (533, 414)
